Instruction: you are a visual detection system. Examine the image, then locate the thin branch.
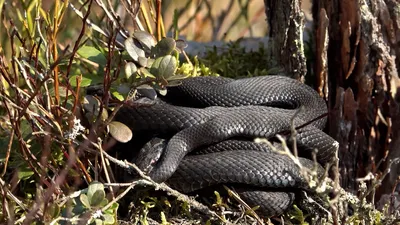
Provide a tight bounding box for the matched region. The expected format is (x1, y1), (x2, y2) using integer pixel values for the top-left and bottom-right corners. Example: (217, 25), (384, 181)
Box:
(85, 143), (222, 219)
(65, 0), (94, 78)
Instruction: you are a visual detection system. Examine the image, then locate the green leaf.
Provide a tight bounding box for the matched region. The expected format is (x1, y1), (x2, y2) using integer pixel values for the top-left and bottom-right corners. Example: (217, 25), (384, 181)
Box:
(137, 56), (149, 67)
(69, 74), (103, 87)
(103, 214), (115, 224)
(139, 68), (156, 79)
(93, 218), (103, 225)
(17, 167), (34, 180)
(146, 58), (155, 68)
(214, 191), (223, 205)
(111, 90), (124, 101)
(46, 204), (61, 219)
(160, 212), (168, 224)
(71, 200), (87, 215)
(77, 46), (107, 65)
(165, 73), (188, 82)
(90, 189), (106, 207)
(124, 62), (137, 80)
(80, 194), (91, 209)
(69, 75), (91, 87)
(175, 39), (188, 52)
(104, 202), (119, 214)
(100, 109), (109, 122)
(150, 55), (177, 80)
(87, 182), (105, 205)
(100, 198), (109, 207)
(110, 83), (131, 101)
(133, 31), (156, 51)
(152, 37), (176, 57)
(289, 205), (308, 224)
(125, 37), (145, 61)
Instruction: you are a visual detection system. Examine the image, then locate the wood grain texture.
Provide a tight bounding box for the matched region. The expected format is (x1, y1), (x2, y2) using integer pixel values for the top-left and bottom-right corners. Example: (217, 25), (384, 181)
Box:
(312, 0), (400, 203)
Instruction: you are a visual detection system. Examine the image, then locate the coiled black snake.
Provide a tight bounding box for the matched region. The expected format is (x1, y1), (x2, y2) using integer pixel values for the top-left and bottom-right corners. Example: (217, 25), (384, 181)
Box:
(116, 75), (338, 217)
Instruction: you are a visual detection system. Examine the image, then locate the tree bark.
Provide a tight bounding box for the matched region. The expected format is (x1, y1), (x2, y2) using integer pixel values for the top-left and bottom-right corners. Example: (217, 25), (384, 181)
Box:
(312, 0), (400, 198)
(264, 0), (307, 80)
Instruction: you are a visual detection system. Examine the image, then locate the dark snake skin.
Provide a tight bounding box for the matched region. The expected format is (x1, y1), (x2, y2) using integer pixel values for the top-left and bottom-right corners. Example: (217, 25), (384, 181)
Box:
(116, 75), (337, 217)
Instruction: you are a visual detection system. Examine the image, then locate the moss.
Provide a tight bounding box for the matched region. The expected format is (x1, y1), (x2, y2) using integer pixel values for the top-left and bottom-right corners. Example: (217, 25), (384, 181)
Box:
(196, 40), (280, 79)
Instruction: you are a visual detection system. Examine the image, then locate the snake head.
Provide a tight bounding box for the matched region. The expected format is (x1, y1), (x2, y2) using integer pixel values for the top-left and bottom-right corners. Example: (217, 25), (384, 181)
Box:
(135, 138), (167, 174)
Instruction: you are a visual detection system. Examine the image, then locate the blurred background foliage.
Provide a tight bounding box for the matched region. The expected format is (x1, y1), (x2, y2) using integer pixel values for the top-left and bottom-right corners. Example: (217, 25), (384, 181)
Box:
(1, 0), (313, 57)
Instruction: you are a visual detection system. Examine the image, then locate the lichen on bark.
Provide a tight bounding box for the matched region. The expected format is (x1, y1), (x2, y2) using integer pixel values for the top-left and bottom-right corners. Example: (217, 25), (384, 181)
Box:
(264, 0), (307, 81)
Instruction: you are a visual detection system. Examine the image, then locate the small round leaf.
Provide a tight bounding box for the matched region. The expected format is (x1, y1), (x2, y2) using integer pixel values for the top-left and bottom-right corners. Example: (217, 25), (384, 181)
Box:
(103, 214), (115, 224)
(108, 121), (132, 143)
(90, 189), (106, 207)
(166, 73), (189, 81)
(87, 182), (104, 199)
(100, 198), (109, 207)
(175, 39), (188, 52)
(146, 58), (155, 68)
(133, 31), (156, 51)
(80, 194), (91, 209)
(158, 89), (167, 96)
(100, 108), (109, 121)
(150, 55), (177, 80)
(124, 37), (145, 61)
(153, 37), (176, 57)
(139, 67), (156, 78)
(137, 56), (148, 67)
(94, 219), (103, 225)
(47, 204), (61, 218)
(105, 202), (119, 214)
(124, 62), (137, 80)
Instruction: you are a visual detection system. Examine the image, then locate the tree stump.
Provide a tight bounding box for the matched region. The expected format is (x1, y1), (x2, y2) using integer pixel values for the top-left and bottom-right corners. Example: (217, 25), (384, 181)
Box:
(264, 0), (400, 201)
(264, 0), (307, 80)
(311, 0), (400, 199)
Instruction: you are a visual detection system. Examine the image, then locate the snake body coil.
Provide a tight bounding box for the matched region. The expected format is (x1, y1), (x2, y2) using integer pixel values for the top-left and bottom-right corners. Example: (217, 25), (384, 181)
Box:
(116, 75), (337, 217)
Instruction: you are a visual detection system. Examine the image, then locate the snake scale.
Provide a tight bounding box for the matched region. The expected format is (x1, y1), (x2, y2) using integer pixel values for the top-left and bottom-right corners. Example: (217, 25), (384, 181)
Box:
(116, 75), (338, 217)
